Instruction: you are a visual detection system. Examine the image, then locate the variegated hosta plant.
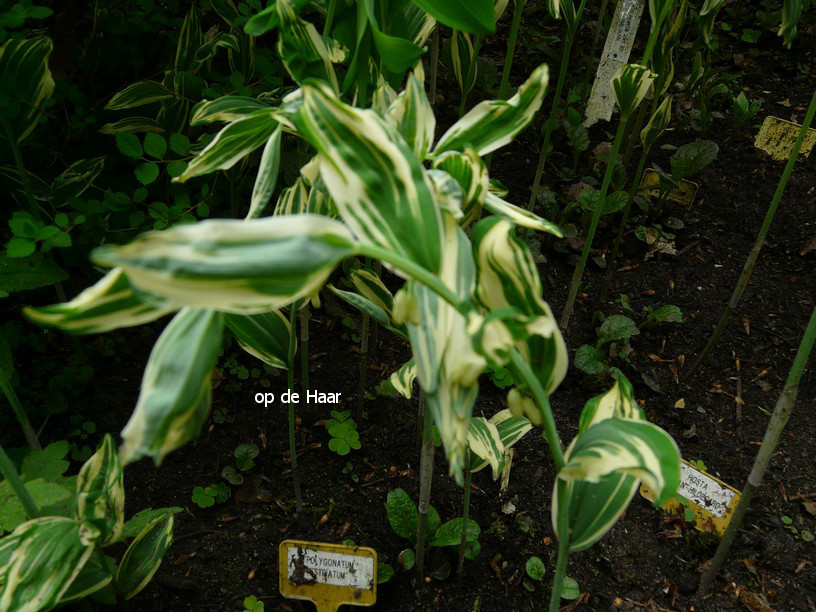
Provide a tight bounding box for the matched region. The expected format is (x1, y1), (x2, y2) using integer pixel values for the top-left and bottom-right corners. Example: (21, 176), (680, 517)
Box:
(0, 436), (174, 611)
(26, 57), (680, 609)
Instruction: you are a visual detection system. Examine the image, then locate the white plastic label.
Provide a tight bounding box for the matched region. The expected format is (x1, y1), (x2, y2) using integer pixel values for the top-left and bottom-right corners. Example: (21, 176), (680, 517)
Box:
(583, 0), (646, 127)
(677, 463), (737, 518)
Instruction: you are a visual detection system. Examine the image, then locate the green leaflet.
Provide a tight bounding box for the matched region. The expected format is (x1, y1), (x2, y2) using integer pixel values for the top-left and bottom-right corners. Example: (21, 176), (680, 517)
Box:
(385, 63), (435, 160)
(190, 96), (271, 125)
(98, 117), (165, 134)
(432, 149), (488, 226)
(243, 0), (311, 36)
(466, 417), (503, 479)
(24, 268), (174, 335)
(611, 64), (655, 121)
(363, 0), (425, 75)
(388, 0), (436, 46)
(92, 215), (357, 313)
(408, 0), (495, 34)
(224, 310), (291, 369)
(351, 269), (394, 317)
(640, 96), (672, 150)
(698, 0), (725, 47)
(390, 359), (417, 399)
(295, 81), (444, 276)
(174, 109), (280, 182)
(0, 37), (55, 142)
(116, 514), (174, 600)
(470, 409), (532, 474)
(247, 126), (282, 219)
(0, 517), (93, 612)
(105, 80), (175, 111)
(119, 308), (223, 465)
(276, 0), (343, 92)
(329, 285), (407, 339)
(483, 192), (563, 236)
(471, 217), (568, 393)
(778, 0), (803, 48)
(76, 435), (125, 546)
(433, 63), (549, 157)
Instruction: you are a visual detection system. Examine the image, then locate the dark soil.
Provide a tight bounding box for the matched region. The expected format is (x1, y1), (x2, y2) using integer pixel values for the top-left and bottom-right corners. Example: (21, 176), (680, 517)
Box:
(4, 2), (816, 611)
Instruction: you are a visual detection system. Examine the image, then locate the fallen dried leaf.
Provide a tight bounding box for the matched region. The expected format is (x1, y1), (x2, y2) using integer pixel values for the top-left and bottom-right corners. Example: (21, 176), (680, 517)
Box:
(675, 398), (686, 409)
(742, 315), (750, 335)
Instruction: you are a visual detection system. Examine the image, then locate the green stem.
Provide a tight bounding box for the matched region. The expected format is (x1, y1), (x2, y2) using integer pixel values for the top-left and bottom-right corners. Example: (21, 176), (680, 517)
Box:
(548, 480), (571, 612)
(1, 116), (41, 222)
(0, 370), (41, 450)
(357, 311), (370, 420)
(599, 147), (649, 304)
(684, 87), (816, 380)
(0, 441), (39, 519)
(415, 390), (434, 588)
(560, 117), (627, 330)
(429, 27), (440, 107)
(621, 93), (649, 167)
(497, 0), (527, 101)
(299, 304), (310, 403)
(456, 454), (473, 583)
(287, 303), (304, 527)
(698, 306), (816, 594)
(324, 0), (337, 36)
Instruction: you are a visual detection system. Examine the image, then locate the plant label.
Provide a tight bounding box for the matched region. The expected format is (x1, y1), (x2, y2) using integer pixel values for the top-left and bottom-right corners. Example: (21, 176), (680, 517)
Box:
(640, 459), (740, 536)
(583, 0), (647, 128)
(279, 540), (377, 611)
(754, 115), (816, 161)
(640, 168), (699, 207)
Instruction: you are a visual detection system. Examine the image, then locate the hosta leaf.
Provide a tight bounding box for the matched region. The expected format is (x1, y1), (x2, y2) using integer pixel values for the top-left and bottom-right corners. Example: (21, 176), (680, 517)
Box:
(611, 64), (655, 121)
(433, 63), (549, 157)
(116, 514), (174, 599)
(408, 0), (495, 34)
(641, 96), (672, 150)
(350, 269), (394, 317)
(576, 373), (642, 434)
(385, 62), (435, 160)
(276, 0), (342, 92)
(175, 109), (279, 182)
(466, 417), (503, 479)
(425, 376), (478, 486)
(0, 37), (55, 142)
(24, 268), (174, 334)
(92, 215), (357, 313)
(224, 310), (291, 369)
(432, 149), (488, 226)
(483, 192), (563, 236)
(329, 286), (399, 335)
(273, 178), (309, 216)
(56, 553), (113, 605)
(0, 517), (93, 611)
(247, 126), (282, 219)
(470, 410), (532, 473)
(450, 30), (477, 100)
(390, 359), (417, 399)
(75, 435), (124, 546)
(190, 96), (271, 125)
(122, 507), (182, 539)
(295, 81), (444, 276)
(119, 308), (223, 465)
(105, 80), (175, 110)
(175, 6), (204, 72)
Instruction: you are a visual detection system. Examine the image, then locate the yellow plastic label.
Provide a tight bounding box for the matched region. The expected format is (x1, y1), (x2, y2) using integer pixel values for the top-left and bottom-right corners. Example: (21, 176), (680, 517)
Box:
(279, 540), (377, 611)
(640, 459), (740, 536)
(640, 168), (699, 207)
(754, 115), (816, 161)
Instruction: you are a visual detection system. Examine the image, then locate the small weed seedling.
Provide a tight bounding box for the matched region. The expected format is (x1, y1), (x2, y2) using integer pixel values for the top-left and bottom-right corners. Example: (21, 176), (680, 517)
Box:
(243, 595), (264, 612)
(524, 556), (547, 592)
(689, 459), (708, 471)
(192, 483), (230, 508)
(781, 515), (814, 542)
(235, 443), (260, 471)
(326, 410), (361, 456)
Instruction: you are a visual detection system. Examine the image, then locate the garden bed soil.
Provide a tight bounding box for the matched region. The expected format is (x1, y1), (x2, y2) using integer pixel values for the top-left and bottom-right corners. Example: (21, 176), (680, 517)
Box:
(6, 2), (816, 610)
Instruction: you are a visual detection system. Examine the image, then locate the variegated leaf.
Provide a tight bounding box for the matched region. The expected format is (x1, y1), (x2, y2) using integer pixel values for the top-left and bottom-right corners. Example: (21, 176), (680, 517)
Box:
(699, 0), (725, 46)
(175, 109), (279, 182)
(385, 62), (435, 160)
(778, 0), (803, 48)
(274, 178), (310, 216)
(105, 81), (175, 111)
(427, 169), (465, 220)
(611, 63), (655, 121)
(295, 81), (444, 276)
(276, 0), (342, 92)
(0, 517), (92, 612)
(433, 63), (549, 157)
(247, 126), (282, 219)
(640, 95), (672, 150)
(432, 149), (488, 226)
(390, 359), (417, 399)
(450, 30), (477, 101)
(466, 417), (503, 479)
(24, 268), (174, 335)
(224, 310), (291, 369)
(120, 308), (223, 465)
(576, 374), (642, 435)
(483, 192), (563, 236)
(329, 285), (406, 339)
(371, 74), (398, 115)
(190, 96), (271, 125)
(426, 377), (478, 486)
(0, 37), (55, 142)
(470, 409), (533, 474)
(98, 117), (165, 134)
(56, 553), (112, 605)
(409, 0), (495, 34)
(175, 6), (204, 71)
(92, 215), (357, 313)
(350, 269), (394, 317)
(116, 514), (174, 599)
(76, 435), (124, 546)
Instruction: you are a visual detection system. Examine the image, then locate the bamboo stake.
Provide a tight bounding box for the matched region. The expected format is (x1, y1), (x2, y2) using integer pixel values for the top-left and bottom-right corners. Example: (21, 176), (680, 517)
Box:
(287, 304), (304, 527)
(698, 306), (816, 594)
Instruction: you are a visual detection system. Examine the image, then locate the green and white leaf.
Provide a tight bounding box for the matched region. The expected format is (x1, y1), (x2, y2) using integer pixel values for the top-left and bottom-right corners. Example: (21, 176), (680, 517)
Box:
(433, 63), (549, 157)
(116, 514), (174, 599)
(247, 126), (282, 219)
(611, 64), (655, 121)
(92, 215), (357, 313)
(76, 434), (124, 546)
(466, 417), (503, 479)
(432, 149), (488, 226)
(24, 268), (174, 335)
(350, 269), (394, 317)
(483, 192), (563, 236)
(390, 359), (417, 399)
(276, 0), (342, 92)
(56, 553), (113, 605)
(120, 308), (223, 465)
(385, 62), (435, 160)
(224, 310), (291, 369)
(0, 517), (93, 612)
(274, 178), (310, 216)
(190, 96), (271, 125)
(0, 37), (55, 142)
(105, 80), (175, 111)
(576, 374), (642, 434)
